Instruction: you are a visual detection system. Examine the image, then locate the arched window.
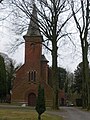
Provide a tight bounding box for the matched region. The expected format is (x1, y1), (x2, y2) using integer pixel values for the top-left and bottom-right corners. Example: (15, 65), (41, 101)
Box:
(29, 70), (36, 82)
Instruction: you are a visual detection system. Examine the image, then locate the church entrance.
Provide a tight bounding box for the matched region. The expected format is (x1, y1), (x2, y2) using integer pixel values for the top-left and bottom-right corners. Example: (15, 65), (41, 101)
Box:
(28, 93), (36, 106)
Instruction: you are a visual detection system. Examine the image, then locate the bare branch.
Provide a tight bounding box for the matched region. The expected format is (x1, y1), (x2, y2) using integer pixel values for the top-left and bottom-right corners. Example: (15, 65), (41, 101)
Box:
(71, 1), (82, 33)
(0, 0), (3, 3)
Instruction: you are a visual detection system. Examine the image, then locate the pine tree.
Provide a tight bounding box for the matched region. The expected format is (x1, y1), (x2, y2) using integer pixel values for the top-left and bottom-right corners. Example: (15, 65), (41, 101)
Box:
(35, 84), (46, 120)
(0, 55), (7, 102)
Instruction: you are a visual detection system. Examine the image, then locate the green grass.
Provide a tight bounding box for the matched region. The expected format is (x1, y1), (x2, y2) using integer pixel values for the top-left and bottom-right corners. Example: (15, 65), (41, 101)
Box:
(0, 108), (63, 120)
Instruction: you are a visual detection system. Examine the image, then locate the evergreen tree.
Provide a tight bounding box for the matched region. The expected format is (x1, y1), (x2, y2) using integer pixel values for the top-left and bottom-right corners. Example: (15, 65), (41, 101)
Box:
(6, 60), (15, 103)
(73, 62), (87, 107)
(35, 84), (46, 120)
(73, 63), (83, 94)
(6, 60), (15, 94)
(0, 55), (7, 102)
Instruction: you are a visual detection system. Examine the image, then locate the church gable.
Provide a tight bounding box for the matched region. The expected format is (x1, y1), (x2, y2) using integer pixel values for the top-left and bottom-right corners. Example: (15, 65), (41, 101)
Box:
(11, 4), (53, 106)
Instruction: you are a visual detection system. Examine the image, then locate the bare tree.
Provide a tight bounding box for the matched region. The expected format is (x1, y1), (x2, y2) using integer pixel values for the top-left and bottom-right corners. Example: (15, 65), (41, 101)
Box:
(70, 0), (90, 110)
(0, 0), (3, 3)
(9, 0), (72, 109)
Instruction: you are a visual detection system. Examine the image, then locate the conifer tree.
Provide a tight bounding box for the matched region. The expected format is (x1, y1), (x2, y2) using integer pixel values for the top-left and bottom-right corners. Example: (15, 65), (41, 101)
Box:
(35, 84), (46, 120)
(0, 55), (7, 102)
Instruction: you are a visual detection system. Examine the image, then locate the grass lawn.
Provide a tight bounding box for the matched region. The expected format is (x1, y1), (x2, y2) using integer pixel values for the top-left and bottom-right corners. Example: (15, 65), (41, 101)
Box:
(0, 108), (63, 120)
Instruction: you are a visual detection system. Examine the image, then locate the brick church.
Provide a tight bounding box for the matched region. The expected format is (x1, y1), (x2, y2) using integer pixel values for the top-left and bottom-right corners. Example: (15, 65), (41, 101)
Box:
(11, 4), (65, 106)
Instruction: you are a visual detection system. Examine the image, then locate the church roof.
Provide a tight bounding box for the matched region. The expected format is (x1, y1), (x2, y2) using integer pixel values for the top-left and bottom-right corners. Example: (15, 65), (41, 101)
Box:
(41, 55), (49, 62)
(26, 4), (41, 36)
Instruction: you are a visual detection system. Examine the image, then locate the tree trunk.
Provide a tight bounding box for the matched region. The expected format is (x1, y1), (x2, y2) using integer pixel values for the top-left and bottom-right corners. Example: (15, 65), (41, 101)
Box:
(81, 37), (90, 110)
(52, 40), (59, 109)
(38, 114), (41, 120)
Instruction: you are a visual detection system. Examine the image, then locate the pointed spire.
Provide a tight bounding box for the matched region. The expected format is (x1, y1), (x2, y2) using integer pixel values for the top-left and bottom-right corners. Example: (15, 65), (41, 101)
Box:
(26, 4), (41, 36)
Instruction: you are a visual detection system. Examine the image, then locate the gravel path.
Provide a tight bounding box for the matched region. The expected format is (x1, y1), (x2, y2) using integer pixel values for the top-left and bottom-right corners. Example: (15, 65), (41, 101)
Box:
(46, 107), (90, 120)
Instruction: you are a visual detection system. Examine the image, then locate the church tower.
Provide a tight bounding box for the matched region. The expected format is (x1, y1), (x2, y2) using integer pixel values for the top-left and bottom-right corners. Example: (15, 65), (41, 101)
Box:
(23, 4), (43, 83)
(11, 4), (53, 106)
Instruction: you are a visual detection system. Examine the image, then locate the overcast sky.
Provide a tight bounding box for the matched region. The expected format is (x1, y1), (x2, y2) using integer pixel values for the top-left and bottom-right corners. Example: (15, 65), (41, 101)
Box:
(0, 0), (83, 73)
(0, 20), (82, 73)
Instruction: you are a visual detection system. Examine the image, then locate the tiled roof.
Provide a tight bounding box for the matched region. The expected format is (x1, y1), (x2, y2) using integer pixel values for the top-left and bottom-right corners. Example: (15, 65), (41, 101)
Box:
(41, 55), (49, 62)
(26, 4), (41, 36)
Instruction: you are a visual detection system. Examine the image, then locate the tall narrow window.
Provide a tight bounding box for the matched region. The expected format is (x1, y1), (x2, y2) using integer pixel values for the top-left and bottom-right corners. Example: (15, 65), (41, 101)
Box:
(29, 72), (30, 81)
(33, 71), (36, 82)
(31, 71), (33, 81)
(29, 70), (36, 82)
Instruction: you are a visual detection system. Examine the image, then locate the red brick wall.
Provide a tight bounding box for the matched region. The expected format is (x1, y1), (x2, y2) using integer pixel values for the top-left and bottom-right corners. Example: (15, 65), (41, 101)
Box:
(11, 35), (53, 106)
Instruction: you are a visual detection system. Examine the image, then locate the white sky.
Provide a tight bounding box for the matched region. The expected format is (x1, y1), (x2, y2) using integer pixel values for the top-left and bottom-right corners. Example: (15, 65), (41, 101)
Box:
(0, 0), (83, 73)
(0, 21), (82, 73)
